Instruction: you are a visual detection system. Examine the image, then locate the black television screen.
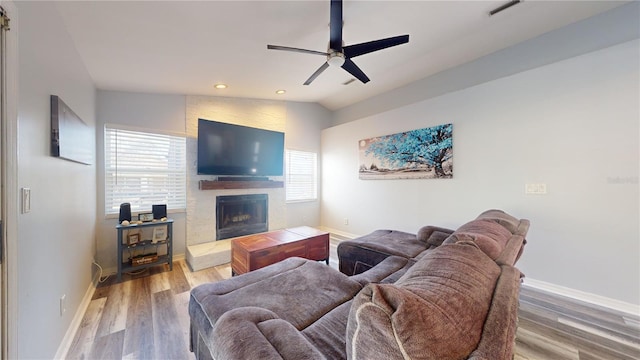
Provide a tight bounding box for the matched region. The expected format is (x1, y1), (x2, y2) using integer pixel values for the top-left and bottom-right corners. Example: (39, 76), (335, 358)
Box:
(197, 119), (285, 176)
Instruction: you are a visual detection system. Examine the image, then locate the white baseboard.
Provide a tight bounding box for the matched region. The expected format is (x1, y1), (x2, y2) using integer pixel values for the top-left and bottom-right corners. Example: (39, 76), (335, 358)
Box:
(523, 278), (640, 316)
(318, 226), (360, 241)
(54, 273), (98, 359)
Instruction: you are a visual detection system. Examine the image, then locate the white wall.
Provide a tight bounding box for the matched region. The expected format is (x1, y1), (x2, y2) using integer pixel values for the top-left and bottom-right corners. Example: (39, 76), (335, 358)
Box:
(332, 2), (639, 127)
(16, 2), (97, 358)
(285, 101), (332, 228)
(95, 90), (187, 270)
(321, 39), (639, 305)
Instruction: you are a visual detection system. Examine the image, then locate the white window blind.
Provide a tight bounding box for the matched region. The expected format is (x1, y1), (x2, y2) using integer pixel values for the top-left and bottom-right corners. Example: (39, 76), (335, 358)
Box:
(286, 149), (317, 202)
(105, 126), (186, 215)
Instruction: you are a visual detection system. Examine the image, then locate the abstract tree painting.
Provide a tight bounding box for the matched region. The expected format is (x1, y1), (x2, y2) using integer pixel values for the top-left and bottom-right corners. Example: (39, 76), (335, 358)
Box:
(359, 123), (453, 180)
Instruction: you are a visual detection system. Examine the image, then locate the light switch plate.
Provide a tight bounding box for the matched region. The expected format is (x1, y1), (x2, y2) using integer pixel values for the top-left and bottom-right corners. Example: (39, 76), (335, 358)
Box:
(22, 188), (31, 213)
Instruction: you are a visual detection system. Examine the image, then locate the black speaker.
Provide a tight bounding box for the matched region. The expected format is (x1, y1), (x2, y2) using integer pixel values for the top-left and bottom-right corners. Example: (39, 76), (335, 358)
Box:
(119, 203), (131, 223)
(152, 204), (167, 219)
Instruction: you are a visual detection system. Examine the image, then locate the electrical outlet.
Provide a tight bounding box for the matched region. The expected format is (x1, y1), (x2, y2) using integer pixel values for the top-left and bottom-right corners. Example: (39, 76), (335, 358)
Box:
(60, 294), (66, 316)
(525, 183), (547, 195)
(343, 218), (349, 225)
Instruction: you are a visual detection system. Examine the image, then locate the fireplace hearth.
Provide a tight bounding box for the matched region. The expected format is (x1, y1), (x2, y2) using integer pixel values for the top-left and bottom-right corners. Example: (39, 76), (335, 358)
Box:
(216, 194), (268, 240)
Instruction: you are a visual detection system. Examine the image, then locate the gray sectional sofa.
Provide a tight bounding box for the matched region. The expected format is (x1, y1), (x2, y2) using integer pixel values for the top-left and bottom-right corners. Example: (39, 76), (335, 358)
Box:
(189, 209), (529, 359)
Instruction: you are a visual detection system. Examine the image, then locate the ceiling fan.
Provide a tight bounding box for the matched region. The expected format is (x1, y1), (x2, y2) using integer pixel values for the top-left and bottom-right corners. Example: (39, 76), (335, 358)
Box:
(267, 0), (409, 85)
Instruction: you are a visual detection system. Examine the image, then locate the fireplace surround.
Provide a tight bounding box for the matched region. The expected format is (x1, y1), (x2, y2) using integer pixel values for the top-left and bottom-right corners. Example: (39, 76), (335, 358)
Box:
(216, 194), (268, 240)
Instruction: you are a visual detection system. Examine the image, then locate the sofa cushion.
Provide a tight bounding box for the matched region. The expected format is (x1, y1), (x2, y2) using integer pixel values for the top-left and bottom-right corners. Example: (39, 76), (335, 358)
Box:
(190, 257), (362, 332)
(348, 229), (427, 257)
(301, 300), (353, 360)
(346, 243), (500, 360)
(444, 219), (513, 260)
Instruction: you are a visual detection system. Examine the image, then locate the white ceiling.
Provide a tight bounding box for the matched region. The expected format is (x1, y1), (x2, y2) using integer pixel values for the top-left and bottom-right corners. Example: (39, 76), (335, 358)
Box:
(54, 0), (626, 111)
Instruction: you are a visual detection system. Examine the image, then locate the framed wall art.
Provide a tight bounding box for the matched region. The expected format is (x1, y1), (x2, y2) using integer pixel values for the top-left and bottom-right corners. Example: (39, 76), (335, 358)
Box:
(127, 232), (140, 245)
(152, 226), (167, 243)
(138, 212), (154, 222)
(359, 123), (453, 180)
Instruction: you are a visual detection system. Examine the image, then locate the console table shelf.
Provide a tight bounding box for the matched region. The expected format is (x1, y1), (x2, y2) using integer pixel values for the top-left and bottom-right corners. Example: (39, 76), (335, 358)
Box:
(116, 219), (173, 281)
(199, 180), (284, 190)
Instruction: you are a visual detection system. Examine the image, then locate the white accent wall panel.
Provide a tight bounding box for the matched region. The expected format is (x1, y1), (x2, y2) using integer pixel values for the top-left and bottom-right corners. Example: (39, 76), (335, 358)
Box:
(185, 95), (287, 246)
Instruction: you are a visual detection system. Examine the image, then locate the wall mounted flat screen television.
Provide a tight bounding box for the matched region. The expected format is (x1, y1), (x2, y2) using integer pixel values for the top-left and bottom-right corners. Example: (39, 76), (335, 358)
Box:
(197, 118), (285, 176)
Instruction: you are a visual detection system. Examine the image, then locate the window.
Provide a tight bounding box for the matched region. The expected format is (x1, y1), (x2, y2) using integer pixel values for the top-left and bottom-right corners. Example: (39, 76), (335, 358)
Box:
(285, 149), (317, 202)
(104, 126), (186, 215)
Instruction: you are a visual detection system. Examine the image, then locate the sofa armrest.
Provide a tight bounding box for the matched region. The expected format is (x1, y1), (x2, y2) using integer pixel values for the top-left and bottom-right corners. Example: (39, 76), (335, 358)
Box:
(495, 235), (525, 266)
(416, 225), (455, 247)
(349, 255), (410, 285)
(337, 229), (427, 276)
(468, 265), (522, 360)
(210, 307), (326, 360)
(337, 241), (397, 276)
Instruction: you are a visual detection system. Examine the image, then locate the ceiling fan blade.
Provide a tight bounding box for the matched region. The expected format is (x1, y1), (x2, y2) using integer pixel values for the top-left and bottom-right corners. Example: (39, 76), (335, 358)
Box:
(343, 35), (409, 58)
(304, 62), (330, 85)
(329, 0), (343, 51)
(267, 45), (328, 56)
(341, 58), (370, 84)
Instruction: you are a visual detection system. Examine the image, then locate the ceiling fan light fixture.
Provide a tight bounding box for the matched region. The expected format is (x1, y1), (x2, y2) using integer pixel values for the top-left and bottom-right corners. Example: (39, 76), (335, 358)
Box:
(327, 52), (345, 67)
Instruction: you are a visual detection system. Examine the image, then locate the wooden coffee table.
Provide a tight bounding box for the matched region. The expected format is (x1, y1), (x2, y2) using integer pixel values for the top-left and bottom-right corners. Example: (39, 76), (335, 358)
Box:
(231, 226), (329, 275)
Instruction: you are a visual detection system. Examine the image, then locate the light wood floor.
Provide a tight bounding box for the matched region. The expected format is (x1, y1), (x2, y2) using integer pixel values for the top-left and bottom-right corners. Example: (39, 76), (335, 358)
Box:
(516, 286), (640, 359)
(66, 259), (640, 360)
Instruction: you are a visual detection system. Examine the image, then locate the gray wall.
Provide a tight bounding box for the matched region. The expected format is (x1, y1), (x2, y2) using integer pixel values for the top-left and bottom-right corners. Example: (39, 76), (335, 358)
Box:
(95, 91), (331, 270)
(321, 38), (639, 305)
(96, 90), (187, 271)
(16, 2), (97, 358)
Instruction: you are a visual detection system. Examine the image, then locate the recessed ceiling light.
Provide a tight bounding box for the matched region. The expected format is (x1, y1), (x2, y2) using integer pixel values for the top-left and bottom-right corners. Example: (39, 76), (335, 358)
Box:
(214, 83), (227, 89)
(275, 90), (286, 95)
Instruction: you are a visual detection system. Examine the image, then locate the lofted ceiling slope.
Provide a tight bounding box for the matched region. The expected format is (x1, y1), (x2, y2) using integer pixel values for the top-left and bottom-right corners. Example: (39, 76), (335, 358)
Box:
(54, 0), (627, 111)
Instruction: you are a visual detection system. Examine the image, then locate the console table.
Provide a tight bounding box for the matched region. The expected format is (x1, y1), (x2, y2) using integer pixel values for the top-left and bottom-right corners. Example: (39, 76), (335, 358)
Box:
(231, 226), (329, 275)
(116, 219), (173, 281)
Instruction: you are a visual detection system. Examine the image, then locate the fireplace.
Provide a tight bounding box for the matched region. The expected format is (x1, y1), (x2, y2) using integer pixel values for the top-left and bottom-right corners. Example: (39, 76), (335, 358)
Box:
(216, 194), (268, 240)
